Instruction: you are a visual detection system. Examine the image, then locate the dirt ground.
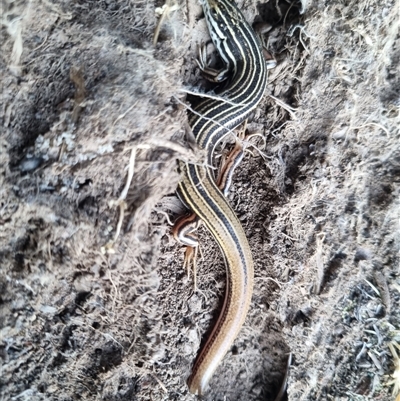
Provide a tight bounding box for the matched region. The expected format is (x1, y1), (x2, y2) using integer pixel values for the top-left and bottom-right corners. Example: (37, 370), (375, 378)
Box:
(1, 0), (399, 400)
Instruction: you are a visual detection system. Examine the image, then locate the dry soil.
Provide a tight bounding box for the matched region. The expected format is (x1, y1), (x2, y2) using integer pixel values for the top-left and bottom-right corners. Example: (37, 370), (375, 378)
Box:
(1, 0), (399, 400)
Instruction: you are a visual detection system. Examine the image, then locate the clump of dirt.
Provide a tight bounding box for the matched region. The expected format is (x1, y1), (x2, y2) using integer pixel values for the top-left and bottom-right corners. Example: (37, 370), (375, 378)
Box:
(1, 0), (399, 401)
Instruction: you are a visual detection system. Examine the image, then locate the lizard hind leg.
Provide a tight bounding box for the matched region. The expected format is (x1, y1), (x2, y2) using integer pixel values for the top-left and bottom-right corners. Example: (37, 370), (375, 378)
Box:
(216, 121), (249, 196)
(195, 42), (230, 83)
(173, 213), (202, 290)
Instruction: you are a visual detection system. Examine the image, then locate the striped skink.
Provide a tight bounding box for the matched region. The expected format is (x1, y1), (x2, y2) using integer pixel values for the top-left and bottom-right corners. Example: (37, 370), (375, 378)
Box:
(174, 0), (268, 395)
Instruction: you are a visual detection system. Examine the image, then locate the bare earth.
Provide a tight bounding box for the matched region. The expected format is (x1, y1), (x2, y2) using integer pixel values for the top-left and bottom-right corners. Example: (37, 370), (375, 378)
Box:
(1, 0), (399, 400)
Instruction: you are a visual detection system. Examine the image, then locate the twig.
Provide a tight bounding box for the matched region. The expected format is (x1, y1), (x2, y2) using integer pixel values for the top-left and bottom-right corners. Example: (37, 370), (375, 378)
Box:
(274, 353), (292, 401)
(269, 94), (298, 120)
(173, 95), (239, 142)
(153, 2), (180, 46)
(179, 87), (248, 108)
(287, 24), (315, 54)
(100, 147), (140, 253)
